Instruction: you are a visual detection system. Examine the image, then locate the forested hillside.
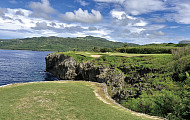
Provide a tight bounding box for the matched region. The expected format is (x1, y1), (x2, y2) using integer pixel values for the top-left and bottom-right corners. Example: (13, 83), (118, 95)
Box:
(0, 36), (137, 51)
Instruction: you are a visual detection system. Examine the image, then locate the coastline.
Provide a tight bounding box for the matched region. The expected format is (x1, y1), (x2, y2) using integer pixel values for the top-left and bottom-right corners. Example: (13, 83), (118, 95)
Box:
(0, 49), (55, 52)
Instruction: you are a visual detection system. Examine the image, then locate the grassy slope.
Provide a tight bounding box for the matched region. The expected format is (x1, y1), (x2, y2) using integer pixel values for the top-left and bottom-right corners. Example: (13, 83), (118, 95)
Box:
(0, 81), (157, 120)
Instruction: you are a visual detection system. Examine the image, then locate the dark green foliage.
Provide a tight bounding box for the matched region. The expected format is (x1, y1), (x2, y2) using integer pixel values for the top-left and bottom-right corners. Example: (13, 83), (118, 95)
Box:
(113, 43), (184, 54)
(173, 55), (190, 74)
(92, 47), (99, 52)
(168, 46), (190, 84)
(99, 48), (112, 53)
(185, 72), (190, 86)
(117, 46), (178, 54)
(175, 44), (188, 47)
(0, 36), (129, 51)
(121, 90), (190, 120)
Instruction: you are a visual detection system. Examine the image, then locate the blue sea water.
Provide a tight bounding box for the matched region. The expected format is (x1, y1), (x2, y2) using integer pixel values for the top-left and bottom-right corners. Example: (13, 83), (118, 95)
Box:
(0, 50), (58, 86)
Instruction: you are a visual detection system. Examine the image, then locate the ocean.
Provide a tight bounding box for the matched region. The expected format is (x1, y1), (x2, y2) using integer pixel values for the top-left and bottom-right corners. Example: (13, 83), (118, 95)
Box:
(0, 50), (58, 86)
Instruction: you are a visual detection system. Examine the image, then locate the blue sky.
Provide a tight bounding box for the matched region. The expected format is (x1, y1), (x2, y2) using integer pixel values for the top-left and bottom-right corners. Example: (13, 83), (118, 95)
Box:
(0, 0), (190, 44)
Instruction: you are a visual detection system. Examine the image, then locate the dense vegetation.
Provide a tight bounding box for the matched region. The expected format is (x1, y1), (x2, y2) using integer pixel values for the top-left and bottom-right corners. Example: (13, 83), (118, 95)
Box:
(0, 36), (137, 51)
(60, 48), (190, 120)
(0, 81), (154, 120)
(98, 43), (187, 54)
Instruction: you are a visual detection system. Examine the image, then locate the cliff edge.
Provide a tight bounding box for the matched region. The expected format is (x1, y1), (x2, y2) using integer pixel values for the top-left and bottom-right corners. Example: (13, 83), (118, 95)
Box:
(45, 53), (125, 100)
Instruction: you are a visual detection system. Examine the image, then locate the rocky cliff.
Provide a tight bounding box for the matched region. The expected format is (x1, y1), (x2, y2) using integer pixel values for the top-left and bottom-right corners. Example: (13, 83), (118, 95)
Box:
(46, 53), (164, 102)
(46, 53), (125, 100)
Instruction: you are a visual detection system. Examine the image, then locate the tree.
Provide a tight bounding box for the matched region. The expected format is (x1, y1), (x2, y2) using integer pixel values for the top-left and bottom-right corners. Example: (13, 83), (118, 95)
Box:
(73, 48), (76, 52)
(123, 43), (128, 53)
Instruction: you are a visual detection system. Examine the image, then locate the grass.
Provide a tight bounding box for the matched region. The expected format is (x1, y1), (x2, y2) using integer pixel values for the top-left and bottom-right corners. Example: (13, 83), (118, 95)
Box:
(0, 81), (159, 120)
(56, 51), (171, 57)
(55, 51), (172, 69)
(54, 51), (173, 71)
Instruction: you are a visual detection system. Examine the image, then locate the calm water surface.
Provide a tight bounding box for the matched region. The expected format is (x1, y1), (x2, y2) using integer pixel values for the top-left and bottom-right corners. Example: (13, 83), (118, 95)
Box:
(0, 50), (58, 86)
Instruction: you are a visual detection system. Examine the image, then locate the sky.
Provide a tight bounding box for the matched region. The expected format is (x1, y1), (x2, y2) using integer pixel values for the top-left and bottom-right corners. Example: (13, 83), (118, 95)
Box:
(1, 0), (190, 44)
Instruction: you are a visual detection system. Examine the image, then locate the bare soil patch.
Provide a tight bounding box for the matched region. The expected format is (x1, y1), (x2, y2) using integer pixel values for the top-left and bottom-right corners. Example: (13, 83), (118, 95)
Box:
(90, 55), (102, 58)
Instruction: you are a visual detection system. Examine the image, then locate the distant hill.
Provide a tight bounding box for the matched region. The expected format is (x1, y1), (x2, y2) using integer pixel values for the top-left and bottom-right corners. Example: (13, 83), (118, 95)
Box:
(179, 40), (190, 44)
(0, 36), (138, 51)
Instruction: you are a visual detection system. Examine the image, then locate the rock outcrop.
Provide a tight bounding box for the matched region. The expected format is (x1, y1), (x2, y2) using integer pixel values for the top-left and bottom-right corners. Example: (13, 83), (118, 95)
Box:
(46, 53), (125, 100)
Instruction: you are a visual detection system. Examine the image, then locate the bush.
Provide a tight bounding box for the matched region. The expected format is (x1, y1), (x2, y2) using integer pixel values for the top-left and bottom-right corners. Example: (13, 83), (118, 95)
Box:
(117, 46), (175, 54)
(121, 90), (190, 120)
(175, 44), (188, 47)
(172, 46), (190, 60)
(100, 48), (112, 53)
(167, 55), (190, 82)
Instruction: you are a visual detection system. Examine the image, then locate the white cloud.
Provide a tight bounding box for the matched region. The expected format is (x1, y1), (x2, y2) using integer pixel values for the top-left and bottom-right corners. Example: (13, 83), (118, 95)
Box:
(110, 10), (135, 20)
(149, 17), (166, 23)
(111, 10), (125, 20)
(153, 31), (165, 36)
(124, 0), (166, 15)
(88, 26), (98, 31)
(0, 8), (111, 41)
(106, 9), (152, 42)
(9, 0), (17, 4)
(95, 0), (166, 15)
(144, 24), (165, 31)
(110, 10), (148, 32)
(7, 8), (31, 17)
(134, 20), (147, 27)
(60, 8), (102, 23)
(168, 2), (190, 24)
(64, 26), (86, 33)
(0, 8), (107, 40)
(76, 0), (89, 6)
(0, 8), (34, 30)
(106, 8), (170, 43)
(169, 26), (179, 29)
(0, 8), (6, 17)
(94, 0), (125, 4)
(29, 0), (56, 19)
(129, 27), (145, 33)
(31, 22), (54, 30)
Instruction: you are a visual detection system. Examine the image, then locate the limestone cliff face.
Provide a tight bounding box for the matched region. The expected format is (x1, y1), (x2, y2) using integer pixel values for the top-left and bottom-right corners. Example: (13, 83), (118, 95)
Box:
(45, 53), (125, 99)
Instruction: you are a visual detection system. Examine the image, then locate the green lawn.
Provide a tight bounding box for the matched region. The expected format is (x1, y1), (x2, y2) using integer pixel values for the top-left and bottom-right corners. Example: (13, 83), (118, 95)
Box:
(0, 81), (160, 120)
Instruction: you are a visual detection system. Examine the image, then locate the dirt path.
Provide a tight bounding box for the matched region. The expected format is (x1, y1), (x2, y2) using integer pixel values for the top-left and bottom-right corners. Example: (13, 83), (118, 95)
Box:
(92, 82), (167, 120)
(90, 55), (102, 58)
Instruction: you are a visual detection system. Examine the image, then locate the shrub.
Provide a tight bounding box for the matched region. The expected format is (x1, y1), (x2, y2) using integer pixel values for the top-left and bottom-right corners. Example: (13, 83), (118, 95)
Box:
(117, 46), (175, 54)
(121, 90), (190, 120)
(100, 48), (112, 53)
(172, 46), (190, 60)
(170, 55), (190, 82)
